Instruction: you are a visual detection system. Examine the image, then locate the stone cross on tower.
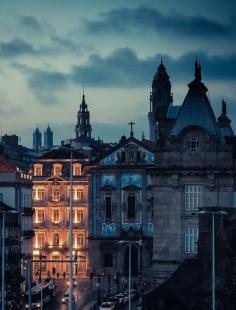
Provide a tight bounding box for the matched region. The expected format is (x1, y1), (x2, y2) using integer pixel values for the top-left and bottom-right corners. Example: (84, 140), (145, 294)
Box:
(128, 121), (135, 137)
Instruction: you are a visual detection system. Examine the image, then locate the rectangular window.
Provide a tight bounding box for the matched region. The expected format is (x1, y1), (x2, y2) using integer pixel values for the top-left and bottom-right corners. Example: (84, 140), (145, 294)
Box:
(77, 189), (83, 200)
(127, 195), (136, 219)
(77, 234), (84, 247)
(68, 188), (76, 200)
(53, 233), (60, 246)
(76, 210), (84, 223)
(38, 189), (45, 200)
(185, 228), (199, 253)
(38, 233), (45, 247)
(185, 186), (202, 210)
(105, 196), (112, 219)
(32, 190), (36, 199)
(38, 210), (45, 223)
(34, 166), (42, 176)
(53, 210), (60, 223)
(73, 165), (81, 176)
(54, 165), (61, 176)
(52, 189), (60, 201)
(233, 192), (236, 208)
(104, 253), (113, 267)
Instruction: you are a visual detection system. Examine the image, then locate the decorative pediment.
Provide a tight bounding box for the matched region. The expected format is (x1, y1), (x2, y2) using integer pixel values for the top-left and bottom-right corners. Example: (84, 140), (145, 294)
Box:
(100, 138), (155, 166)
(45, 175), (65, 183)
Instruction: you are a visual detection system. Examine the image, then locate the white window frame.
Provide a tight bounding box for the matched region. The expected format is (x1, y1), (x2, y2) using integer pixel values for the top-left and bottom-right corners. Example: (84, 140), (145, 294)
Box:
(185, 185), (202, 210)
(185, 228), (199, 253)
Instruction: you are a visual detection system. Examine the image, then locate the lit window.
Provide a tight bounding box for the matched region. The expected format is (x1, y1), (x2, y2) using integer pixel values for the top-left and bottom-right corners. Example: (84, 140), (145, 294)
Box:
(76, 210), (84, 223)
(53, 164), (61, 176)
(77, 234), (84, 247)
(53, 233), (60, 246)
(37, 210), (45, 223)
(68, 188), (76, 200)
(34, 165), (42, 176)
(38, 189), (45, 200)
(76, 189), (83, 200)
(185, 228), (198, 253)
(53, 210), (60, 223)
(188, 137), (200, 153)
(38, 233), (45, 247)
(73, 164), (81, 176)
(52, 189), (60, 201)
(185, 186), (202, 210)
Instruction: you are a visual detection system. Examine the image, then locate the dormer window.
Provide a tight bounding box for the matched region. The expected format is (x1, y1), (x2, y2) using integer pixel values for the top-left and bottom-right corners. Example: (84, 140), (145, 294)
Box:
(53, 164), (62, 176)
(188, 137), (200, 153)
(73, 164), (81, 176)
(34, 164), (43, 176)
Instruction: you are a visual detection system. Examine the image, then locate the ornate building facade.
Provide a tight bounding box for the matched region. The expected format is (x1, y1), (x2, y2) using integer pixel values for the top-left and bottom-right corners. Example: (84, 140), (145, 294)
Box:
(32, 149), (89, 277)
(148, 61), (236, 285)
(88, 134), (156, 276)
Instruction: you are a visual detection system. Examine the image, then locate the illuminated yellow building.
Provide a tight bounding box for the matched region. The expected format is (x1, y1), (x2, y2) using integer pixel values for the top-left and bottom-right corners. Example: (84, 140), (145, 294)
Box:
(32, 149), (89, 278)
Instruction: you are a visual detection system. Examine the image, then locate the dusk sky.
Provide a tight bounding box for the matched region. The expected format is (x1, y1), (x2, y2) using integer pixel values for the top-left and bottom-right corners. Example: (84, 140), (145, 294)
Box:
(0, 0), (235, 147)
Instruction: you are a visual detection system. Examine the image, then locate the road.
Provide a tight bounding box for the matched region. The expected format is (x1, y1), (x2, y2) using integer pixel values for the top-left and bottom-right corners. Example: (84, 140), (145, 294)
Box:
(44, 276), (126, 309)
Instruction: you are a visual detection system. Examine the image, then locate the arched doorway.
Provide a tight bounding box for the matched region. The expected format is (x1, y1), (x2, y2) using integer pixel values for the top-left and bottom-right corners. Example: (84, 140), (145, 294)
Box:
(124, 245), (139, 276)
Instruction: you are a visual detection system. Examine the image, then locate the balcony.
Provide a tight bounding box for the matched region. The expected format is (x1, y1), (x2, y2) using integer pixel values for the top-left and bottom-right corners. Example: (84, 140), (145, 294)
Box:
(42, 243), (69, 252)
(22, 230), (35, 239)
(69, 221), (86, 229)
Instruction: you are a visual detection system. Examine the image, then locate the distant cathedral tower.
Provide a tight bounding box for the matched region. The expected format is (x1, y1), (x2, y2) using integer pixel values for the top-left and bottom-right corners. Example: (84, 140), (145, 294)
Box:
(33, 127), (42, 151)
(148, 60), (173, 141)
(75, 94), (92, 140)
(44, 125), (53, 149)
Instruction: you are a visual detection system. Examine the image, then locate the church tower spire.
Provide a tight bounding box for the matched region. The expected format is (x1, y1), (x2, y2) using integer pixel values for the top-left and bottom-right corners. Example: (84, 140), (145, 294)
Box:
(148, 60), (173, 142)
(75, 93), (92, 140)
(33, 127), (42, 151)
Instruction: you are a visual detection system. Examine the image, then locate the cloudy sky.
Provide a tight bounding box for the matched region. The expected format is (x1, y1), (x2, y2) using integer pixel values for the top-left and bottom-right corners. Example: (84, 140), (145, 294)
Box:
(0, 0), (235, 147)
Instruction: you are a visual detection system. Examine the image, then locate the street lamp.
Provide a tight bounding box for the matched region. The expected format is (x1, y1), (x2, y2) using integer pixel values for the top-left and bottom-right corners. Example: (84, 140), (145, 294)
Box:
(119, 240), (142, 310)
(1, 211), (5, 310)
(199, 210), (228, 310)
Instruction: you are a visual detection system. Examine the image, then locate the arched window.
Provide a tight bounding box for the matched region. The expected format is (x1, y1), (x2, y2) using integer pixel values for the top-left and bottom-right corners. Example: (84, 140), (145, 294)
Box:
(188, 137), (200, 153)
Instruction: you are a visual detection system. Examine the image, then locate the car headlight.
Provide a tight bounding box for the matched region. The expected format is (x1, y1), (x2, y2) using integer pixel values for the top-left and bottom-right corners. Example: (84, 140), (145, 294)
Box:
(37, 304), (40, 308)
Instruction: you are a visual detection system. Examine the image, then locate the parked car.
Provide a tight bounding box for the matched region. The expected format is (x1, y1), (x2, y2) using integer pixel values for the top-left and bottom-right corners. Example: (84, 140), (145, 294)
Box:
(99, 302), (115, 310)
(66, 278), (77, 287)
(107, 296), (122, 308)
(61, 291), (75, 304)
(115, 293), (128, 305)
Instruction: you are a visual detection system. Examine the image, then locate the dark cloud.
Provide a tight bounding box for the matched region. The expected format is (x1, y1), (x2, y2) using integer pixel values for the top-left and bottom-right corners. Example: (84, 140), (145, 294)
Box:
(20, 16), (41, 31)
(0, 36), (82, 58)
(0, 38), (34, 57)
(13, 48), (236, 104)
(84, 7), (234, 38)
(71, 48), (236, 87)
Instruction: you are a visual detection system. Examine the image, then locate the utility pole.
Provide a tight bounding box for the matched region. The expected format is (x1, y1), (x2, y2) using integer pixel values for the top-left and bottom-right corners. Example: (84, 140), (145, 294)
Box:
(69, 149), (74, 310)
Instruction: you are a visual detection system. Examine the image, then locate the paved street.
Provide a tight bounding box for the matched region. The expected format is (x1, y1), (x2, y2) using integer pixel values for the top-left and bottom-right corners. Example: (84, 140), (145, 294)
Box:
(41, 276), (125, 309)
